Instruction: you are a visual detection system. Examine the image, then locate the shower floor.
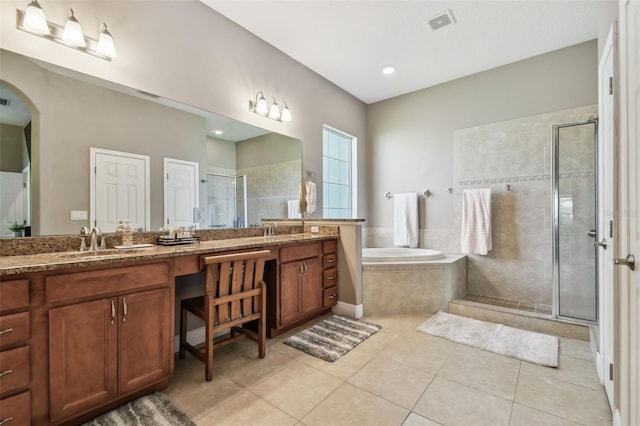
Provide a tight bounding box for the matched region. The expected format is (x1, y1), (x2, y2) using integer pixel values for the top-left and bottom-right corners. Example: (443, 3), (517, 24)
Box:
(463, 293), (552, 315)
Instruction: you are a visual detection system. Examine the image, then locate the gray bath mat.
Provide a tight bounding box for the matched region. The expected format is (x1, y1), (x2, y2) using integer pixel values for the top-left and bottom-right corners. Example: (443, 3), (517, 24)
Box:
(82, 392), (195, 426)
(417, 311), (558, 367)
(283, 315), (381, 362)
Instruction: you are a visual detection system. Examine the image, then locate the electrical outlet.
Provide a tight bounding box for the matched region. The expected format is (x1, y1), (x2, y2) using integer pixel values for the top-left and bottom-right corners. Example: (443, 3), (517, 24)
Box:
(310, 226), (319, 234)
(70, 210), (88, 221)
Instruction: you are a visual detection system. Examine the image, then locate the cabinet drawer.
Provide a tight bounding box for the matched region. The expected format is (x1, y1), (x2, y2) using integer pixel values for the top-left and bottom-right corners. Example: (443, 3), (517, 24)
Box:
(323, 287), (337, 308)
(280, 242), (321, 263)
(0, 280), (29, 313)
(46, 263), (170, 303)
(0, 391), (30, 426)
(0, 313), (29, 350)
(323, 253), (337, 269)
(323, 239), (337, 254)
(323, 268), (337, 288)
(0, 346), (29, 397)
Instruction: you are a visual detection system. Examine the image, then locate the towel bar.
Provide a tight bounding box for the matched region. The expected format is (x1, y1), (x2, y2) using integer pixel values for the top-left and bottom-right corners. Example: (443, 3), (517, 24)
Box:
(385, 190), (431, 200)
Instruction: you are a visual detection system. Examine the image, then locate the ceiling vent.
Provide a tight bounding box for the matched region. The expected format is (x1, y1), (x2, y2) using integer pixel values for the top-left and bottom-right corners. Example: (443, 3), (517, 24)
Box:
(426, 10), (455, 31)
(0, 98), (10, 106)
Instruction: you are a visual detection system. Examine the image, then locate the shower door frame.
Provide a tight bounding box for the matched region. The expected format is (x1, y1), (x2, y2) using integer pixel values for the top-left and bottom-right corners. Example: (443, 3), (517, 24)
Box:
(551, 117), (599, 324)
(206, 172), (248, 228)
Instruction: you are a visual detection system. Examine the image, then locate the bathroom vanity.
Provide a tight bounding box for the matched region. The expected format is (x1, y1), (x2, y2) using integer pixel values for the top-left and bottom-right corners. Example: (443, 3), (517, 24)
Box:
(0, 232), (338, 425)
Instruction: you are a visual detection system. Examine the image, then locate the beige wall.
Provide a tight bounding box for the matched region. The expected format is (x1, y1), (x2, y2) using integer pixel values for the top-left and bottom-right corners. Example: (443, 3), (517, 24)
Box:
(366, 40), (598, 242)
(0, 0), (368, 229)
(206, 137), (236, 171)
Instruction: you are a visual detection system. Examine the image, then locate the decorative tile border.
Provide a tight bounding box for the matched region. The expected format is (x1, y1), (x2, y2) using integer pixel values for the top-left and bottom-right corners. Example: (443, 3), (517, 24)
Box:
(459, 170), (593, 187)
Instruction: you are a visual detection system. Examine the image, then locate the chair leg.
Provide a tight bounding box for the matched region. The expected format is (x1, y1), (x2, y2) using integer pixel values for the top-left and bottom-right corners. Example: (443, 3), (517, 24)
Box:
(179, 306), (187, 359)
(258, 282), (266, 359)
(205, 298), (214, 381)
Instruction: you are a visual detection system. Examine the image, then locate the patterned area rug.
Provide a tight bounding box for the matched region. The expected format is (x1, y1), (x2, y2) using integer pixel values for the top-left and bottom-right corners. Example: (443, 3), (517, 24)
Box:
(417, 310), (558, 367)
(82, 392), (195, 426)
(283, 315), (382, 362)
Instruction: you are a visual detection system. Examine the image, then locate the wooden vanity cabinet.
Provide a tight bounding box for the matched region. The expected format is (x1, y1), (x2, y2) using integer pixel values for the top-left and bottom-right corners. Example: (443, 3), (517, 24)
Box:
(272, 239), (338, 336)
(0, 279), (31, 426)
(46, 263), (172, 423)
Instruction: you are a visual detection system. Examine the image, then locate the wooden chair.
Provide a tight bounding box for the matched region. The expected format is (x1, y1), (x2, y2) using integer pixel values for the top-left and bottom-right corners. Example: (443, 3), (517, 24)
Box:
(179, 249), (270, 381)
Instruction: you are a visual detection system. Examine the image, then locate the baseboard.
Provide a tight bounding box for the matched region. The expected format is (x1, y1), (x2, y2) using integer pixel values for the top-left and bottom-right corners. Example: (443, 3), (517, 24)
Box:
(332, 301), (363, 319)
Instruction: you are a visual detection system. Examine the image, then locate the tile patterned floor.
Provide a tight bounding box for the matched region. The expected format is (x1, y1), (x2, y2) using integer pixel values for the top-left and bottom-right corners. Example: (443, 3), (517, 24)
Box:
(164, 313), (612, 426)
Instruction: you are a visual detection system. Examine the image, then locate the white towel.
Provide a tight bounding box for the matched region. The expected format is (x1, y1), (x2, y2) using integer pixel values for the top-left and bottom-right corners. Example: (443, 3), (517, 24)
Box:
(461, 188), (492, 255)
(288, 200), (301, 218)
(305, 182), (317, 215)
(393, 193), (418, 248)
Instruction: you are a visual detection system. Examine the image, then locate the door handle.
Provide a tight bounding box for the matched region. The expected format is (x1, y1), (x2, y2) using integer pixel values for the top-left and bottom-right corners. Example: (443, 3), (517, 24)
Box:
(593, 239), (607, 249)
(122, 297), (128, 322)
(587, 229), (597, 238)
(613, 254), (635, 271)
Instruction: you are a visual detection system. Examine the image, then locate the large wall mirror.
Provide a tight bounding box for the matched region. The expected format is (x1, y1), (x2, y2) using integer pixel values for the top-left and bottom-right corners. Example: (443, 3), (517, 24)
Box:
(0, 49), (302, 237)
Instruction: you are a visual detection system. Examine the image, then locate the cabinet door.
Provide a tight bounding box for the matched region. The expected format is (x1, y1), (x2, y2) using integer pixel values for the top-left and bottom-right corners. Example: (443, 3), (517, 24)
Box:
(280, 261), (301, 325)
(301, 257), (323, 316)
(49, 298), (118, 422)
(118, 288), (172, 395)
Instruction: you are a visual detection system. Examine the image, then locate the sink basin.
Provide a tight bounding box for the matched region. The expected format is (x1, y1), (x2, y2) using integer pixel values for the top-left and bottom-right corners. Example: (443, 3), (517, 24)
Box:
(55, 248), (152, 259)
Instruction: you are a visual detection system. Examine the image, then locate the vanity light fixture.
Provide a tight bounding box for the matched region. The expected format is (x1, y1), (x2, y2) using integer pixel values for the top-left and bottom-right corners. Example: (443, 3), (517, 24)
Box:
(249, 92), (292, 122)
(16, 2), (117, 60)
(62, 9), (86, 48)
(96, 23), (117, 58)
(21, 0), (50, 35)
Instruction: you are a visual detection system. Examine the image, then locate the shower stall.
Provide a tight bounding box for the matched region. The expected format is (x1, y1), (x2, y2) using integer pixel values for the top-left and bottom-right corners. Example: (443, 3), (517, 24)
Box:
(205, 172), (247, 228)
(552, 118), (598, 323)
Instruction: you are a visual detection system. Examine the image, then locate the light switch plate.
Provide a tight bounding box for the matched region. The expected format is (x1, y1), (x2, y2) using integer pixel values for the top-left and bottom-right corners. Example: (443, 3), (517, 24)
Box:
(70, 210), (88, 221)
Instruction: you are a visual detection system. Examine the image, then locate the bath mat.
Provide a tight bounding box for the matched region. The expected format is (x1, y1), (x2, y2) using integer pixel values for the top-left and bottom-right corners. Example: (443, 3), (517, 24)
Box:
(417, 310), (558, 367)
(82, 392), (195, 426)
(283, 315), (381, 362)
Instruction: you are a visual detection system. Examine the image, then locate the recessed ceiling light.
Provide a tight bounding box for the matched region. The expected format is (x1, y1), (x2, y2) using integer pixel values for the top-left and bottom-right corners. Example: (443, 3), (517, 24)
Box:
(382, 65), (395, 75)
(213, 129), (223, 135)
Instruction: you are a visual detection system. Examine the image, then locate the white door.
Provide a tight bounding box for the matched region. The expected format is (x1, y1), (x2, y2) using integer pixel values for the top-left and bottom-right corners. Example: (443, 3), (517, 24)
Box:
(90, 148), (150, 233)
(617, 1), (639, 424)
(597, 23), (617, 410)
(163, 158), (199, 229)
(0, 171), (25, 235)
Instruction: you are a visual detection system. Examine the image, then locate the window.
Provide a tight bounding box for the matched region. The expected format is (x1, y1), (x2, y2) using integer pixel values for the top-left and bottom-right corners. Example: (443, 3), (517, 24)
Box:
(322, 125), (354, 218)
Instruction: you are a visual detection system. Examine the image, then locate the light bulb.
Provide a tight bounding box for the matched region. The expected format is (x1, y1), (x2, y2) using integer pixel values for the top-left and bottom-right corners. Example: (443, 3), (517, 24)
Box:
(62, 9), (86, 48)
(22, 0), (50, 35)
(255, 92), (268, 115)
(96, 23), (117, 58)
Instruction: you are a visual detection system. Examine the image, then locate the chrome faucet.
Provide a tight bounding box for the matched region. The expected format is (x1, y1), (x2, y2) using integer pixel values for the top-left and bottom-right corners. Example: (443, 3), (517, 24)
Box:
(90, 227), (102, 251)
(79, 227), (89, 251)
(268, 222), (277, 236)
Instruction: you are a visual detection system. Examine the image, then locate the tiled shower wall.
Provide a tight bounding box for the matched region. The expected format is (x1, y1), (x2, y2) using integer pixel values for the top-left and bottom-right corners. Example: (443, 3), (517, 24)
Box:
(454, 104), (597, 305)
(365, 104), (598, 306)
(238, 159), (301, 226)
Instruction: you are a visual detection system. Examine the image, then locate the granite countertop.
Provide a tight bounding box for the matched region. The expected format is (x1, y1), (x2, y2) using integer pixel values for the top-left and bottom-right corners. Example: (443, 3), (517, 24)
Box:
(0, 233), (337, 276)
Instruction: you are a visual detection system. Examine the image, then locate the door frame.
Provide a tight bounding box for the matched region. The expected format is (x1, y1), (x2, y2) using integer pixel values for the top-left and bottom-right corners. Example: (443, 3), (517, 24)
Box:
(596, 22), (618, 411)
(163, 158), (199, 228)
(89, 148), (150, 230)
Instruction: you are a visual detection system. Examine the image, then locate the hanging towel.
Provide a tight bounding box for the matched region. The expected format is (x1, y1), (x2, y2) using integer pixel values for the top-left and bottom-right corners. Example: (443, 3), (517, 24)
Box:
(288, 200), (302, 218)
(306, 182), (317, 215)
(394, 193), (419, 248)
(461, 188), (492, 255)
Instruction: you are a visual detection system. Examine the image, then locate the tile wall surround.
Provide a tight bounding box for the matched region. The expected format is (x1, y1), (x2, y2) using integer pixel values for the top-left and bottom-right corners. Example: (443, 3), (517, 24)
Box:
(239, 160), (302, 226)
(365, 104), (598, 308)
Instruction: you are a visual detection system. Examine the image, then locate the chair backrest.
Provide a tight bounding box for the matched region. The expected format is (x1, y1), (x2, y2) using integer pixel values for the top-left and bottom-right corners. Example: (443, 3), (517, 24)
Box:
(200, 250), (271, 328)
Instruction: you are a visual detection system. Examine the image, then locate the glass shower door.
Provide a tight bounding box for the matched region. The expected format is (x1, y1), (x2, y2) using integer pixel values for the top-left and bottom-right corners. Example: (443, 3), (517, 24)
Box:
(206, 173), (247, 228)
(553, 120), (598, 322)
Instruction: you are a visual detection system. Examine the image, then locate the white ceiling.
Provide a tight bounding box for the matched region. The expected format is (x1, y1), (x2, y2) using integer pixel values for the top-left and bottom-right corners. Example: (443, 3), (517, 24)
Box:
(202, 0), (607, 104)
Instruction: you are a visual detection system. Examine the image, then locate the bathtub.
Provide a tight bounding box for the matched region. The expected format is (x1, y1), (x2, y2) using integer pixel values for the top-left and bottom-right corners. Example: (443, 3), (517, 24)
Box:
(362, 247), (446, 263)
(361, 248), (467, 316)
